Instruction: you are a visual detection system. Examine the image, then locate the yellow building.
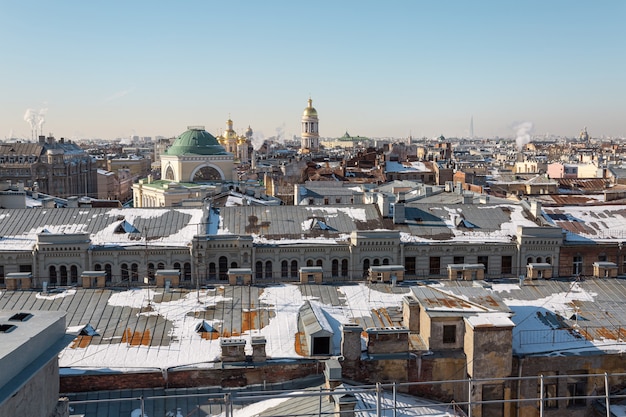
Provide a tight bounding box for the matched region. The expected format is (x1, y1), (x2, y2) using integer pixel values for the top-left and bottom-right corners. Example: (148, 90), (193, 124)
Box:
(217, 118), (251, 163)
(133, 126), (235, 207)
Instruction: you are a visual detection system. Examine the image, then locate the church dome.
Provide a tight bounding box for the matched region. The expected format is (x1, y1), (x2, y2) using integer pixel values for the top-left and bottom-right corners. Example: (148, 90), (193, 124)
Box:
(165, 126), (228, 156)
(302, 98), (318, 117)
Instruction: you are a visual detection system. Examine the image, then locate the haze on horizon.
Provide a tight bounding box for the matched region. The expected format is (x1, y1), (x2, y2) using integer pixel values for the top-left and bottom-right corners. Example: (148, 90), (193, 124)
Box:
(1, 1), (625, 141)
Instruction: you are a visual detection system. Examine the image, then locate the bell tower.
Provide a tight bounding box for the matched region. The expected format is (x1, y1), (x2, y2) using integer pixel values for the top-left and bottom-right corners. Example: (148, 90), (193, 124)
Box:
(301, 98), (319, 153)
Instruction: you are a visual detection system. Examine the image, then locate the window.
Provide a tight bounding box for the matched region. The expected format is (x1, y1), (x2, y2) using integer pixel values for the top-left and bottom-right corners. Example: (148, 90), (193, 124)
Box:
(60, 266), (68, 285)
(219, 256), (228, 280)
(482, 384), (504, 417)
(49, 266), (57, 285)
(148, 263), (155, 279)
(539, 374), (558, 409)
(453, 256), (464, 265)
(332, 260), (339, 277)
(527, 257), (533, 265)
(598, 253), (607, 262)
(70, 265), (78, 284)
(363, 259), (370, 277)
(478, 256), (488, 276)
(0, 265), (4, 285)
(281, 260), (289, 278)
(341, 259), (348, 277)
(208, 263), (216, 280)
(131, 263), (139, 281)
(121, 264), (129, 281)
(567, 372), (587, 407)
(105, 264), (112, 282)
(255, 261), (263, 279)
(573, 255), (583, 275)
(501, 256), (512, 275)
(443, 325), (456, 344)
(404, 257), (416, 275)
(312, 336), (331, 355)
(429, 257), (441, 275)
(291, 260), (298, 278)
(265, 261), (273, 279)
(183, 262), (191, 281)
(316, 259), (323, 267)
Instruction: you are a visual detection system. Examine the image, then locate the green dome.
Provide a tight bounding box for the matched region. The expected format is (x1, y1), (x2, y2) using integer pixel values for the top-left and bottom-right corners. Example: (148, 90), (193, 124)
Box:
(165, 126), (228, 156)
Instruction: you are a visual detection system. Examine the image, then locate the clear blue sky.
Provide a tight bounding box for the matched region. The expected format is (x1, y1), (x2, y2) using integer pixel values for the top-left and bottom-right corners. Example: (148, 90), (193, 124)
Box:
(1, 1), (624, 141)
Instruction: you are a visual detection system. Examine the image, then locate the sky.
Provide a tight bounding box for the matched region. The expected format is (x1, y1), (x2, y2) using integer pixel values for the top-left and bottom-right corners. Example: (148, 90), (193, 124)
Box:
(1, 1), (625, 141)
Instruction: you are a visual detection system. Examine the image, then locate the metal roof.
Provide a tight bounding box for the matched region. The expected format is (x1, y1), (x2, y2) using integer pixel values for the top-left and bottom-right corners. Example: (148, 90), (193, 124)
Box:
(218, 204), (383, 238)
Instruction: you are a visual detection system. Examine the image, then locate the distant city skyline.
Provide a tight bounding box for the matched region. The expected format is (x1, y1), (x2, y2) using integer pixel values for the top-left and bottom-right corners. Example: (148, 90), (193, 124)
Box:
(1, 1), (625, 141)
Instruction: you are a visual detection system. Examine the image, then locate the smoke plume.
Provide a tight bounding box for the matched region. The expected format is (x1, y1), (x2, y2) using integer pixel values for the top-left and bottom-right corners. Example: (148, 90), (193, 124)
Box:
(23, 108), (48, 138)
(513, 121), (534, 150)
(251, 131), (265, 151)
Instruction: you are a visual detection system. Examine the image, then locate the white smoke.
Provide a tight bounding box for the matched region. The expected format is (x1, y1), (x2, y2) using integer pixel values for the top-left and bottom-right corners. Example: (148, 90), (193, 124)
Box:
(251, 131), (265, 151)
(23, 107), (48, 138)
(513, 121), (534, 150)
(37, 108), (47, 134)
(274, 123), (286, 143)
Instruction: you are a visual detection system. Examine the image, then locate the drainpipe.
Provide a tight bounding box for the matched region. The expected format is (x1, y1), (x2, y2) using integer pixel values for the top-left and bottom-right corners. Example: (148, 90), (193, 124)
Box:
(516, 357), (524, 417)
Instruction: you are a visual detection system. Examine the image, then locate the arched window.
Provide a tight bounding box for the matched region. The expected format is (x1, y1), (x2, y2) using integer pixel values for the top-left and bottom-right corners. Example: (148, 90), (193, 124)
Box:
(219, 256), (228, 280)
(527, 257), (533, 265)
(70, 265), (78, 284)
(306, 259), (313, 267)
(546, 257), (552, 265)
(231, 261), (238, 268)
(174, 262), (181, 272)
(148, 263), (155, 279)
(157, 262), (165, 271)
(164, 166), (175, 181)
(131, 263), (139, 281)
(291, 260), (298, 278)
(363, 259), (370, 277)
(373, 259), (380, 266)
(536, 257), (543, 264)
(316, 259), (323, 267)
(94, 263), (102, 271)
(105, 264), (112, 282)
(183, 263), (191, 280)
(60, 266), (68, 286)
(383, 258), (390, 265)
(49, 266), (57, 285)
(121, 263), (129, 282)
(208, 262), (216, 280)
(265, 261), (273, 279)
(281, 260), (289, 278)
(255, 261), (263, 279)
(332, 260), (339, 277)
(193, 166), (222, 181)
(341, 259), (348, 277)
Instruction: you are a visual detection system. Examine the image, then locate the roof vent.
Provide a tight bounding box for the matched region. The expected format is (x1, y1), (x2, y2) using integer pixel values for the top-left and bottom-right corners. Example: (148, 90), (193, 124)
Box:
(9, 312), (32, 322)
(0, 324), (17, 333)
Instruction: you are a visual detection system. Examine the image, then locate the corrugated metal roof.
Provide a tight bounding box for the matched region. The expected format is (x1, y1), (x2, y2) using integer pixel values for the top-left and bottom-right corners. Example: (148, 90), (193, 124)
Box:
(218, 204), (383, 238)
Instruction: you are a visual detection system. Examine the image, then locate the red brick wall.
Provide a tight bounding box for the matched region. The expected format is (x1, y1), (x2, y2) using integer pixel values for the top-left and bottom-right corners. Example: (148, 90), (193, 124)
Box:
(60, 362), (321, 393)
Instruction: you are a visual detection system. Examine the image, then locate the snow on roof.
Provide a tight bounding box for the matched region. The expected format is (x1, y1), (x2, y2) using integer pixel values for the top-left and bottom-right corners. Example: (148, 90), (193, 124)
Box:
(57, 283), (408, 371)
(0, 208), (204, 251)
(543, 205), (626, 241)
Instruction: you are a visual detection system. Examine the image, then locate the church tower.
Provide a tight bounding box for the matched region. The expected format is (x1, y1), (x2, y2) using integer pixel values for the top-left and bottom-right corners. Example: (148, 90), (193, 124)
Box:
(301, 98), (319, 153)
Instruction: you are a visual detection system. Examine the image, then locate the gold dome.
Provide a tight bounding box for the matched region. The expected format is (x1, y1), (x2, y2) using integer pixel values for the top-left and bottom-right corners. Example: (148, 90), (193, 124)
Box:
(302, 98), (318, 117)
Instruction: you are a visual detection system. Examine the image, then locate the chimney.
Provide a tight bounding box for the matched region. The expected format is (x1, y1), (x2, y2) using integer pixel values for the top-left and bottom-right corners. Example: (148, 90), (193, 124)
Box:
(341, 324), (363, 361)
(67, 196), (79, 208)
(530, 201), (542, 219)
(251, 336), (267, 362)
(402, 296), (420, 332)
(220, 338), (246, 362)
(393, 203), (405, 224)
